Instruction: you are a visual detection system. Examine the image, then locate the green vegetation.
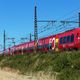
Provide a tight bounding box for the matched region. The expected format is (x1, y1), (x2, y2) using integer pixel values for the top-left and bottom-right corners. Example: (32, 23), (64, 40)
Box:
(0, 51), (80, 80)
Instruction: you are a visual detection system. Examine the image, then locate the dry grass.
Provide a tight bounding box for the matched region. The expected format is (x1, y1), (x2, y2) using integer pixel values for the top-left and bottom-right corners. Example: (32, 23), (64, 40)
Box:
(0, 50), (80, 80)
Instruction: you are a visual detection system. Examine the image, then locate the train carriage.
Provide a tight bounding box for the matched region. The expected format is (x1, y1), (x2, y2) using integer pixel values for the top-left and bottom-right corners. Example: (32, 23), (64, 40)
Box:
(4, 28), (80, 55)
(58, 28), (80, 50)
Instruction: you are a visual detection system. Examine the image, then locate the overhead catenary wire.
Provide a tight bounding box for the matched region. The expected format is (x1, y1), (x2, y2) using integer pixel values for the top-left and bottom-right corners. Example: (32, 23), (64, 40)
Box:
(5, 10), (80, 49)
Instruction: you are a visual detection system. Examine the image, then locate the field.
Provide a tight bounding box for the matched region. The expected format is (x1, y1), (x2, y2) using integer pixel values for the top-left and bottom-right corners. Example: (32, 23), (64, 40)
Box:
(0, 51), (80, 80)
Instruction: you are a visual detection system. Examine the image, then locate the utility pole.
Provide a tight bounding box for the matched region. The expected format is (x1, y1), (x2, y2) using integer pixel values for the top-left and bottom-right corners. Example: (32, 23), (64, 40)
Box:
(79, 13), (80, 27)
(30, 33), (32, 41)
(34, 0), (38, 52)
(3, 30), (6, 52)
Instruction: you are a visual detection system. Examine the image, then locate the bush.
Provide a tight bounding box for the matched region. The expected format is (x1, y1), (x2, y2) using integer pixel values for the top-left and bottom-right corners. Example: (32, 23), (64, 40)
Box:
(0, 51), (80, 80)
(58, 68), (80, 80)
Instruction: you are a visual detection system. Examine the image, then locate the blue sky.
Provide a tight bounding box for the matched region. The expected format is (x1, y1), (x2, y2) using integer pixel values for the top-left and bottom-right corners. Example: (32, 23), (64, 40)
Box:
(0, 0), (80, 50)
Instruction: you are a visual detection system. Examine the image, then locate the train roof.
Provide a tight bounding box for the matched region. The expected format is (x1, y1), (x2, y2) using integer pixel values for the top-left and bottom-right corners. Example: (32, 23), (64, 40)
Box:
(15, 27), (80, 45)
(39, 27), (80, 39)
(56, 27), (80, 35)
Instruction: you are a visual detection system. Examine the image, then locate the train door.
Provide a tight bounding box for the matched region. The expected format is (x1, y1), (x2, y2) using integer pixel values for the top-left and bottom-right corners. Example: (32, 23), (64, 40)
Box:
(55, 38), (59, 51)
(49, 37), (55, 50)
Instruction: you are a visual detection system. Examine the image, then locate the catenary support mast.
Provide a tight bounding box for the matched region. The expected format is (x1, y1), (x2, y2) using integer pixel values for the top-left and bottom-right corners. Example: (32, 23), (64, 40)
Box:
(3, 30), (6, 52)
(34, 0), (38, 52)
(79, 13), (80, 27)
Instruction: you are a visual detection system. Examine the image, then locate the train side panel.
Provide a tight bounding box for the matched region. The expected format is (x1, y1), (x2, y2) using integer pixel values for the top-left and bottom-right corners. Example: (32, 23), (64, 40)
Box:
(38, 36), (55, 52)
(58, 28), (80, 50)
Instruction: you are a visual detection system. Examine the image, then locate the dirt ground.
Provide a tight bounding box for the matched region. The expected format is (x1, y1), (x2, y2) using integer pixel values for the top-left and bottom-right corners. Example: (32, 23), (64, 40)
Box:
(0, 68), (37, 80)
(0, 68), (56, 80)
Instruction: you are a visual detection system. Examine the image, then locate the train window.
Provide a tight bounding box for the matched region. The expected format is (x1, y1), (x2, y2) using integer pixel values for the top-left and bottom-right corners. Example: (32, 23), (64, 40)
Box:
(63, 37), (67, 43)
(67, 36), (71, 43)
(60, 37), (63, 44)
(76, 33), (79, 38)
(49, 43), (52, 50)
(71, 34), (74, 42)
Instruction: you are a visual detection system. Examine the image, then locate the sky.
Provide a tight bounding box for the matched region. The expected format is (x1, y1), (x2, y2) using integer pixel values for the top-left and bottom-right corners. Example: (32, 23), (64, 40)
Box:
(0, 0), (80, 50)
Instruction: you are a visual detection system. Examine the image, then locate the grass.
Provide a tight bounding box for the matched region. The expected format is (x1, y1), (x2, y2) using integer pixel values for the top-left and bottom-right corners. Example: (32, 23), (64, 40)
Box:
(0, 50), (80, 80)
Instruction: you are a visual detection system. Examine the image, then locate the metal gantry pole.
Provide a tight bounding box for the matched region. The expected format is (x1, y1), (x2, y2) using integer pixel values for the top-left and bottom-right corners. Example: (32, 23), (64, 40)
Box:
(30, 33), (32, 41)
(79, 13), (80, 27)
(34, 0), (38, 53)
(3, 30), (6, 52)
(34, 2), (38, 42)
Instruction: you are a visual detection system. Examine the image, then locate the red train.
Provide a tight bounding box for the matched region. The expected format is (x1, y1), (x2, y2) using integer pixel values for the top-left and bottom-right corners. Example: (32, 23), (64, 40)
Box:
(4, 28), (80, 55)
